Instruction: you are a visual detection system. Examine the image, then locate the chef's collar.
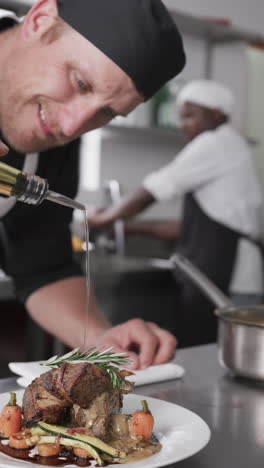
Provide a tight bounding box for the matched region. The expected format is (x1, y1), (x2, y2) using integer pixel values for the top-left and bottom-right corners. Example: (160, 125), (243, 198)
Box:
(58, 0), (186, 100)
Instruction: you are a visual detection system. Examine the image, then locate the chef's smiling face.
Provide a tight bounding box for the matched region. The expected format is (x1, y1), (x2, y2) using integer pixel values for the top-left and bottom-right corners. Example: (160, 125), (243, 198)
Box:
(0, 0), (143, 154)
(179, 101), (224, 141)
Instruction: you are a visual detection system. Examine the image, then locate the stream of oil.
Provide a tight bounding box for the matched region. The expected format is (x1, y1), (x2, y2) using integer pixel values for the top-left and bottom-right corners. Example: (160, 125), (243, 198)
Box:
(82, 207), (91, 350)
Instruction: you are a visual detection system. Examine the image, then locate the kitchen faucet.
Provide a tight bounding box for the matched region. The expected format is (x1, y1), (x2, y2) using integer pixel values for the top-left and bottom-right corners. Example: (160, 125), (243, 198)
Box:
(97, 179), (125, 255)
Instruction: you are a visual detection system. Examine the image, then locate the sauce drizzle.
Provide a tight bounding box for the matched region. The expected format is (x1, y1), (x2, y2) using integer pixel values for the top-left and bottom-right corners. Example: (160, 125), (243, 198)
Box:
(0, 441), (94, 467)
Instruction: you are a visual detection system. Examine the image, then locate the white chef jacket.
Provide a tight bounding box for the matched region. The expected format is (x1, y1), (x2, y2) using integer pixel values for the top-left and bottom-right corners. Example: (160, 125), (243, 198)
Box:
(143, 123), (264, 294)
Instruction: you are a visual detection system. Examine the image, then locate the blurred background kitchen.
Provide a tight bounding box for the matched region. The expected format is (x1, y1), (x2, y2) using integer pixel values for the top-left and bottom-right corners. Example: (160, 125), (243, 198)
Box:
(1, 0), (264, 375)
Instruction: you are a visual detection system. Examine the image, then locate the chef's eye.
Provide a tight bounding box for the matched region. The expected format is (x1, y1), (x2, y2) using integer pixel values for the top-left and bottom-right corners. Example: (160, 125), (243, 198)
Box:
(77, 79), (89, 92)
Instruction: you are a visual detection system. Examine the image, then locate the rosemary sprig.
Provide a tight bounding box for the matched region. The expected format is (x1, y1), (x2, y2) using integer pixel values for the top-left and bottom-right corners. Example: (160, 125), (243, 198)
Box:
(40, 347), (131, 388)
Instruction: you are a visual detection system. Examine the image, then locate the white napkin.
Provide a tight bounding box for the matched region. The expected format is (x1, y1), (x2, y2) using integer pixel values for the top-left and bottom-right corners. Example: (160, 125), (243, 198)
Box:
(128, 363), (185, 386)
(9, 361), (185, 388)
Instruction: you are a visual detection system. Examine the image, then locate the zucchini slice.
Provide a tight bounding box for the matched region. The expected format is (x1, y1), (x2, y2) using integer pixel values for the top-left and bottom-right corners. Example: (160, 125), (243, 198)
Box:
(37, 435), (104, 466)
(35, 421), (126, 459)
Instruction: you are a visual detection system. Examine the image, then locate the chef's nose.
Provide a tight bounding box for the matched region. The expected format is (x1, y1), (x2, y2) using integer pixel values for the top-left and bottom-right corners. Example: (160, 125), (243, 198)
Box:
(58, 102), (98, 138)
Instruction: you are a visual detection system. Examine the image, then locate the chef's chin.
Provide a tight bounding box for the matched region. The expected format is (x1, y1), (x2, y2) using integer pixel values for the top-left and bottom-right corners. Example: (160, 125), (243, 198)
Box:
(1, 132), (56, 155)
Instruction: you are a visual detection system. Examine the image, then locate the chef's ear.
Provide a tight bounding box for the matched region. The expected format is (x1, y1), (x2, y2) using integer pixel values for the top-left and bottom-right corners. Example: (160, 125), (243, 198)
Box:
(211, 109), (228, 125)
(21, 0), (59, 41)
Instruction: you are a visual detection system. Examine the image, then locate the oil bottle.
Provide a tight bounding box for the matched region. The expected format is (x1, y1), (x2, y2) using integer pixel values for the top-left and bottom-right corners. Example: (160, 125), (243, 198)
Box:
(0, 161), (84, 211)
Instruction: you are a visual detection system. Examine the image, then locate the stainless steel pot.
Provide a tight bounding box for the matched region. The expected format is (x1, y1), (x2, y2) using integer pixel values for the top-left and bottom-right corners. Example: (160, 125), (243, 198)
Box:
(171, 253), (264, 381)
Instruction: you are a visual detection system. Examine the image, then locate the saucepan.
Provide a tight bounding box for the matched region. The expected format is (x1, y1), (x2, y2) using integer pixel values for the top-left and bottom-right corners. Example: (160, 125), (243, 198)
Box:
(170, 253), (264, 381)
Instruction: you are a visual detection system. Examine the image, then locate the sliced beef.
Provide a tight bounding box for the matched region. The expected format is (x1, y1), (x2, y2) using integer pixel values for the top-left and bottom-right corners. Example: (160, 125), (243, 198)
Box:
(61, 363), (112, 408)
(22, 377), (71, 425)
(22, 362), (121, 427)
(70, 387), (123, 439)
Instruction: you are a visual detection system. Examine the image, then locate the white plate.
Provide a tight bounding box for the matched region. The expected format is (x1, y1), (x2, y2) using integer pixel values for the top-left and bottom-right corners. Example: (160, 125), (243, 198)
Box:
(0, 390), (210, 468)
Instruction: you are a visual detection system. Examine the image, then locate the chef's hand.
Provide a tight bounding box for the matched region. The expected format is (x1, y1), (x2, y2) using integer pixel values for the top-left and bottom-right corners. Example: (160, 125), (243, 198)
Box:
(0, 140), (9, 156)
(93, 319), (177, 370)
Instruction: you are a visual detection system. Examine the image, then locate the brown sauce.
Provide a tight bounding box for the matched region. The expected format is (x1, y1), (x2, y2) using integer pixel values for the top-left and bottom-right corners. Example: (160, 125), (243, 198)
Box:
(0, 441), (93, 467)
(108, 437), (161, 464)
(0, 437), (161, 466)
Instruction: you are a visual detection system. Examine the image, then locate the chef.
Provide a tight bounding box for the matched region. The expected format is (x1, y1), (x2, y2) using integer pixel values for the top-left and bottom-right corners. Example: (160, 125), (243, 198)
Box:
(89, 80), (264, 346)
(0, 0), (186, 367)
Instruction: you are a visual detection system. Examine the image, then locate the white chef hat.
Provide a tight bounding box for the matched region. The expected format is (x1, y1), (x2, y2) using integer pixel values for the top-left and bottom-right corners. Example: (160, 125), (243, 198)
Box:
(176, 79), (234, 116)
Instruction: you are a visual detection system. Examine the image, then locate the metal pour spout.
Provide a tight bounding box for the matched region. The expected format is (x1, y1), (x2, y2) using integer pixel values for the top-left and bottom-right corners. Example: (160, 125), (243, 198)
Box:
(45, 190), (85, 211)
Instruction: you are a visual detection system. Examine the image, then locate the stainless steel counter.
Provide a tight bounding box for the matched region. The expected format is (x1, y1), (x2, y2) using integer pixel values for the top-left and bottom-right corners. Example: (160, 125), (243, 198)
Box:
(2, 344), (263, 467)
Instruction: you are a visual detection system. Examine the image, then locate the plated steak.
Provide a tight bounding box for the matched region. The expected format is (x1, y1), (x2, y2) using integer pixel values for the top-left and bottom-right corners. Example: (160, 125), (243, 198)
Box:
(22, 362), (127, 433)
(70, 387), (123, 439)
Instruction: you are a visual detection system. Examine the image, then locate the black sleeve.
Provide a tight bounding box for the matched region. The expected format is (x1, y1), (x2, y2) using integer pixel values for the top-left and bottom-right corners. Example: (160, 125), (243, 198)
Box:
(0, 139), (84, 303)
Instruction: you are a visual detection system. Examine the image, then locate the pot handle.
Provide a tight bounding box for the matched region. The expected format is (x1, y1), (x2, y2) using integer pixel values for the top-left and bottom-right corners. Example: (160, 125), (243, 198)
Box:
(170, 253), (233, 309)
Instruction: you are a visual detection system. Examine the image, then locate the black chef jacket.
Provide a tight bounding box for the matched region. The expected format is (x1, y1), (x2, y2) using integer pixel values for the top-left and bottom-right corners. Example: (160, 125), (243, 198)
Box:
(0, 140), (83, 303)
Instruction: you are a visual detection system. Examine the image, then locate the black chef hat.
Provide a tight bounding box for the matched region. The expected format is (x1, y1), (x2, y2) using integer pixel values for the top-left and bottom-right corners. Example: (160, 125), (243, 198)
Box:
(58, 0), (186, 100)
